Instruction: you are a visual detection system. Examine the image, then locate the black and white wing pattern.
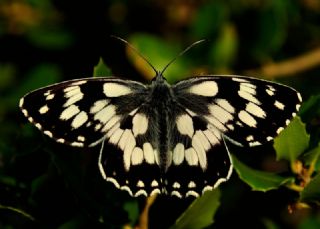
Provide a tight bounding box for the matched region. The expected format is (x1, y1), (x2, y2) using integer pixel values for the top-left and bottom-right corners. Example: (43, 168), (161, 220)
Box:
(163, 75), (302, 197)
(20, 77), (165, 197)
(19, 73), (302, 198)
(20, 78), (148, 147)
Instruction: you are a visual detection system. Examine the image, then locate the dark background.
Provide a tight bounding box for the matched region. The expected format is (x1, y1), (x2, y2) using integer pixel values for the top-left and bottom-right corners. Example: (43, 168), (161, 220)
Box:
(1, 0), (320, 228)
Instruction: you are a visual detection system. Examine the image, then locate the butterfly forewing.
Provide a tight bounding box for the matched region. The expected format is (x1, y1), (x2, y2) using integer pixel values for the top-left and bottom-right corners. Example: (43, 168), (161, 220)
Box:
(20, 78), (147, 147)
(173, 75), (302, 147)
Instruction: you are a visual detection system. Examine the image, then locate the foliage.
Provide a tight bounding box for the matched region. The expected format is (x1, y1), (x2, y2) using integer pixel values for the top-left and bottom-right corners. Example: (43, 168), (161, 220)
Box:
(1, 0), (320, 228)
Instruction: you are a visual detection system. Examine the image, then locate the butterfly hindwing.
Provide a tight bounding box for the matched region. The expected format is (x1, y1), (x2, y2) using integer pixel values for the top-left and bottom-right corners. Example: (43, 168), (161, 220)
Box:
(165, 108), (233, 198)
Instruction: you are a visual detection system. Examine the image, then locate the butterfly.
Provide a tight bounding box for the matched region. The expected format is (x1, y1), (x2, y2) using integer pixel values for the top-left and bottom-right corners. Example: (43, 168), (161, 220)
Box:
(19, 42), (302, 198)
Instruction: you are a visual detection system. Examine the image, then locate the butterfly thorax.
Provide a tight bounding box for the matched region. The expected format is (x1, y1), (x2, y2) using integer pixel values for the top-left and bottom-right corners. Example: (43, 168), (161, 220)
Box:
(148, 73), (176, 171)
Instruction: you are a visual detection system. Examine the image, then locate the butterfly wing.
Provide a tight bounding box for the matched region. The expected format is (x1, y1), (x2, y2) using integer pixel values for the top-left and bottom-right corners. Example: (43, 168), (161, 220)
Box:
(165, 75), (302, 197)
(20, 77), (164, 197)
(20, 77), (148, 147)
(172, 75), (302, 147)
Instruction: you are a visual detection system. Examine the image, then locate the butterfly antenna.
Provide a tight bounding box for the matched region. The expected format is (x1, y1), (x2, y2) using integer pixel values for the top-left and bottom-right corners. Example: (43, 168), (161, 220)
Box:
(111, 35), (158, 75)
(160, 39), (207, 75)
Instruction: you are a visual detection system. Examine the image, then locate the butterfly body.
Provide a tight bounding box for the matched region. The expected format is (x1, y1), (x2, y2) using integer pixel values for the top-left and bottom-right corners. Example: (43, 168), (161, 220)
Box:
(20, 70), (302, 198)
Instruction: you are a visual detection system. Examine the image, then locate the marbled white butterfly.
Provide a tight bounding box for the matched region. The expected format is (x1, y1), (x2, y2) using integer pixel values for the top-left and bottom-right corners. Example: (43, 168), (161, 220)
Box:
(19, 42), (302, 198)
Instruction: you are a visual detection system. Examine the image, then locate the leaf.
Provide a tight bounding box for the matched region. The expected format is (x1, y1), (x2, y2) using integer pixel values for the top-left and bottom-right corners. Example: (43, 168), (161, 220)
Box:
(123, 200), (139, 226)
(93, 57), (111, 77)
(274, 117), (309, 163)
(128, 34), (188, 83)
(170, 189), (221, 229)
(232, 155), (294, 191)
(302, 143), (320, 171)
(300, 173), (320, 204)
(299, 94), (320, 123)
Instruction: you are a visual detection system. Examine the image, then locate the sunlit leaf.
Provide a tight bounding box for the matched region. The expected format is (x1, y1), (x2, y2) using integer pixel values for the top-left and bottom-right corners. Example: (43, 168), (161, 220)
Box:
(274, 117), (309, 163)
(93, 57), (111, 77)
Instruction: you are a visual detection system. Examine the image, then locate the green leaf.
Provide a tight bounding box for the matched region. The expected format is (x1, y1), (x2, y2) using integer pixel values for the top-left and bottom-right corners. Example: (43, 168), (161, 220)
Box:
(170, 189), (221, 229)
(123, 200), (139, 226)
(302, 143), (320, 171)
(208, 23), (238, 69)
(232, 155), (294, 191)
(93, 58), (111, 77)
(128, 34), (188, 83)
(274, 117), (309, 163)
(300, 173), (320, 204)
(299, 94), (320, 123)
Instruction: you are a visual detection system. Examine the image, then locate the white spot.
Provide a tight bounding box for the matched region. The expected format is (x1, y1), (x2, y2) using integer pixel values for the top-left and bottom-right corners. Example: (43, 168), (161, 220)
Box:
(245, 102), (266, 118)
(249, 141), (261, 147)
(285, 119), (291, 125)
(274, 100), (285, 110)
(90, 99), (109, 114)
(120, 130), (136, 171)
(64, 86), (78, 93)
(205, 115), (228, 132)
(71, 111), (88, 129)
(215, 99), (235, 113)
(134, 189), (148, 197)
(151, 180), (159, 187)
(246, 135), (254, 141)
(186, 190), (199, 198)
(28, 117), (34, 123)
(296, 104), (301, 111)
(106, 177), (120, 188)
(297, 93), (302, 102)
(94, 105), (116, 124)
(241, 83), (256, 94)
(238, 110), (257, 127)
(103, 83), (132, 97)
(132, 113), (148, 136)
(209, 104), (234, 124)
(131, 147), (144, 165)
(19, 98), (24, 107)
(227, 124), (234, 130)
(71, 142), (84, 147)
(185, 148), (198, 166)
(188, 181), (196, 188)
(267, 136), (273, 141)
(43, 130), (53, 138)
(238, 88), (261, 105)
(143, 142), (155, 164)
(188, 81), (218, 97)
(60, 105), (80, 120)
(39, 105), (49, 114)
(57, 138), (65, 144)
(35, 123), (42, 129)
(173, 143), (185, 165)
(173, 182), (180, 189)
(21, 109), (28, 117)
(95, 123), (102, 131)
(71, 80), (87, 86)
(266, 88), (275, 96)
(109, 128), (124, 145)
(46, 94), (55, 100)
(276, 127), (284, 134)
(137, 180), (144, 188)
(77, 135), (85, 142)
(171, 191), (182, 198)
(176, 114), (194, 138)
(129, 108), (138, 116)
(192, 131), (209, 170)
(203, 129), (220, 146)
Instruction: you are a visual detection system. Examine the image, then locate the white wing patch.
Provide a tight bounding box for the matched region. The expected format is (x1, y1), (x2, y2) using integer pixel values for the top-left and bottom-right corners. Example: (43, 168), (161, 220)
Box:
(103, 83), (132, 97)
(188, 81), (218, 97)
(132, 113), (148, 136)
(176, 114), (194, 138)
